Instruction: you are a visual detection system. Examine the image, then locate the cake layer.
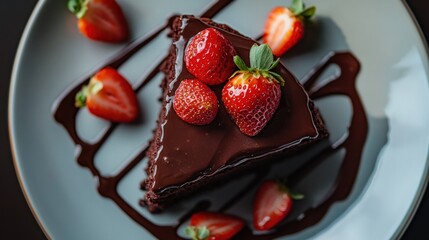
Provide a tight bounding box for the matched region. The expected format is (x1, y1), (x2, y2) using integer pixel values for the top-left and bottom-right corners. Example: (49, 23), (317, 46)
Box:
(142, 16), (328, 211)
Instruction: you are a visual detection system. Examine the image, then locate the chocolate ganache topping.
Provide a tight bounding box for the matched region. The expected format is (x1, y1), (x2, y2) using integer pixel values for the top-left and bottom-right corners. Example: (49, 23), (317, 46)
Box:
(150, 17), (324, 192)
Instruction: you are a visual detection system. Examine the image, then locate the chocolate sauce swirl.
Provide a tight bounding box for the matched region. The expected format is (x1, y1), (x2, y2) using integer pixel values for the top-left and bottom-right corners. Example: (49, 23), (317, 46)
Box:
(52, 0), (368, 239)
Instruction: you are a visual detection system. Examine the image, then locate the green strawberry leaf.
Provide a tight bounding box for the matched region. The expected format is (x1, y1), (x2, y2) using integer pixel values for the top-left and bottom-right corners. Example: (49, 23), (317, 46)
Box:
(185, 226), (197, 240)
(289, 0), (305, 15)
(289, 191), (304, 200)
(250, 44), (274, 70)
(269, 71), (285, 86)
(249, 44), (258, 69)
(68, 0), (89, 19)
(232, 44), (285, 86)
(184, 226), (210, 240)
(269, 58), (280, 71)
(75, 79), (103, 108)
(300, 6), (316, 19)
(289, 0), (316, 19)
(276, 180), (304, 200)
(260, 44), (275, 70)
(75, 85), (88, 108)
(198, 227), (210, 240)
(234, 56), (249, 71)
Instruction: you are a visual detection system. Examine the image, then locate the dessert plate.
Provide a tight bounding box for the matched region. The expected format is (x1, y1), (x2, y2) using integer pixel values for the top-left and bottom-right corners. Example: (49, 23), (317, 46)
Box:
(9, 0), (429, 239)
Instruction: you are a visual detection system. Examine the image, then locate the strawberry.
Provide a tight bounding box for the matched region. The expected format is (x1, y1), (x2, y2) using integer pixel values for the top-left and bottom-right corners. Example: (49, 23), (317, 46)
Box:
(173, 79), (218, 125)
(222, 44), (284, 136)
(75, 67), (139, 122)
(185, 28), (236, 85)
(263, 0), (316, 56)
(253, 180), (303, 231)
(185, 212), (244, 240)
(67, 0), (129, 43)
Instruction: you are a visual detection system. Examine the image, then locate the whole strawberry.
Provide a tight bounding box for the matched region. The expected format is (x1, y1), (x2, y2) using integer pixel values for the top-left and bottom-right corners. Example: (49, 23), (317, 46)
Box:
(222, 44), (284, 136)
(263, 0), (316, 56)
(185, 28), (236, 85)
(68, 0), (129, 43)
(173, 79), (218, 125)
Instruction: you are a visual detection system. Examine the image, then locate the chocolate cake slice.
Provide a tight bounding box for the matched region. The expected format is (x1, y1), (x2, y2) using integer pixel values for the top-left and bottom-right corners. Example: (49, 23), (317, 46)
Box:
(142, 16), (328, 212)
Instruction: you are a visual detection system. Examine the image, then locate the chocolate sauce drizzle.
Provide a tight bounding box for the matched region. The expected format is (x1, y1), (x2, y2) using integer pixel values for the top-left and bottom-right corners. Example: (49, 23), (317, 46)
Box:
(52, 0), (368, 239)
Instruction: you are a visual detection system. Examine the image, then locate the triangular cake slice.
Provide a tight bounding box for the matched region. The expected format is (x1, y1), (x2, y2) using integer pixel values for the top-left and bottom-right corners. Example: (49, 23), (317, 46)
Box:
(142, 16), (328, 212)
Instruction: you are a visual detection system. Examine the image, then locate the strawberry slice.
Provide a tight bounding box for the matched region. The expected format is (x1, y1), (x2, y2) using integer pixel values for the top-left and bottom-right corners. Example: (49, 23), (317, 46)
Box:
(222, 44), (284, 136)
(75, 67), (139, 122)
(253, 180), (303, 231)
(68, 0), (129, 43)
(185, 212), (244, 240)
(263, 0), (316, 56)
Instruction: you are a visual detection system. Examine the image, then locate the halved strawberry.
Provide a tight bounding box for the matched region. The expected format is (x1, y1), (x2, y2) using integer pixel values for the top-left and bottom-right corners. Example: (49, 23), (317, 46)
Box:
(68, 0), (129, 43)
(185, 212), (244, 240)
(222, 44), (284, 136)
(185, 28), (236, 85)
(253, 180), (303, 231)
(263, 0), (316, 56)
(75, 67), (139, 122)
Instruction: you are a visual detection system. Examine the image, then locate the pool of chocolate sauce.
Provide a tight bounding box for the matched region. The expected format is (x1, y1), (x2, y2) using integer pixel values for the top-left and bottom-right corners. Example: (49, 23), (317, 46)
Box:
(52, 0), (368, 239)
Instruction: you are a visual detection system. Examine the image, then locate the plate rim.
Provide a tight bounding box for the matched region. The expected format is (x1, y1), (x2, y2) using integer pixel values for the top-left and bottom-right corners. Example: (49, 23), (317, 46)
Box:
(390, 1), (429, 239)
(7, 0), (429, 239)
(8, 0), (51, 238)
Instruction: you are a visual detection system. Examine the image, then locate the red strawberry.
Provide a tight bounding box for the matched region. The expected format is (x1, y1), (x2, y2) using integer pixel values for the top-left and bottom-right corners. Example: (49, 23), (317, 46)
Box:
(253, 180), (303, 231)
(263, 0), (316, 56)
(173, 79), (218, 125)
(67, 0), (129, 43)
(222, 44), (284, 136)
(185, 212), (244, 240)
(75, 67), (139, 122)
(185, 28), (236, 85)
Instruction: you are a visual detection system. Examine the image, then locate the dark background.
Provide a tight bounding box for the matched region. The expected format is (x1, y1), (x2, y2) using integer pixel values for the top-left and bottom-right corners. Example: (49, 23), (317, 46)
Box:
(1, 0), (428, 239)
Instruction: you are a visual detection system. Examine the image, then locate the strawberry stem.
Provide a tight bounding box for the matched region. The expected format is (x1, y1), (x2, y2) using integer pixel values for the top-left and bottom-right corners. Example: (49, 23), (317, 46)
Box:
(75, 86), (88, 108)
(289, 190), (304, 200)
(67, 0), (89, 19)
(75, 78), (103, 108)
(276, 180), (304, 200)
(289, 0), (316, 19)
(184, 226), (210, 240)
(232, 44), (285, 86)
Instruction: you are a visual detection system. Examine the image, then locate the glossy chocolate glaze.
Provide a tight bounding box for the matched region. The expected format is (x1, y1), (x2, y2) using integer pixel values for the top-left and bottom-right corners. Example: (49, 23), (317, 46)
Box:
(150, 17), (324, 192)
(52, 0), (368, 238)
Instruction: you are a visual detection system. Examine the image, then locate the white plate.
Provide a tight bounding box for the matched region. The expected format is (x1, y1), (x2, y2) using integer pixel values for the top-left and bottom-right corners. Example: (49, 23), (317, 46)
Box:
(9, 0), (429, 239)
